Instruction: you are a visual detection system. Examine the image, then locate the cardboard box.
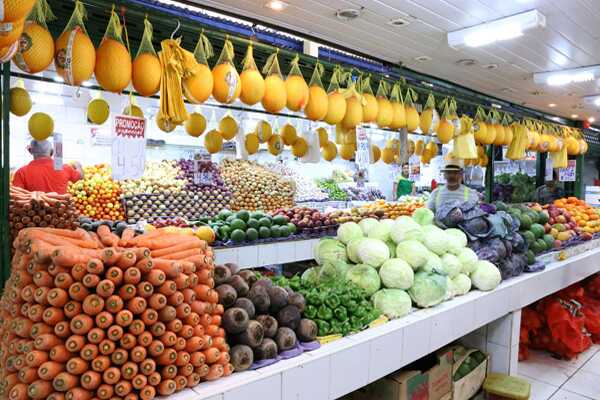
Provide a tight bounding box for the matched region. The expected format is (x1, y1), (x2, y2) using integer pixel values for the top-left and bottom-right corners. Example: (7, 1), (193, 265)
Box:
(451, 347), (490, 400)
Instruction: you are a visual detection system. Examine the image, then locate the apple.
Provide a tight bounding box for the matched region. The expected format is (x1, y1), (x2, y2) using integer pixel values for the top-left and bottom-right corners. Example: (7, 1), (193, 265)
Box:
(554, 240), (562, 248)
(544, 223), (551, 233)
(556, 215), (567, 224)
(549, 217), (555, 225)
(563, 211), (572, 219)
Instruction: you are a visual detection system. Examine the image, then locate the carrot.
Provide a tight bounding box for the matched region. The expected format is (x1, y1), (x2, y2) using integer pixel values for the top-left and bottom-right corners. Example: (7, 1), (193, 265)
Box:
(41, 307), (64, 327)
(95, 312), (113, 329)
(140, 359), (156, 376)
(190, 301), (211, 315)
(201, 335), (213, 350)
(123, 267), (141, 285)
(180, 325), (194, 339)
(48, 263), (68, 276)
(175, 375), (188, 390)
(140, 309), (158, 326)
(175, 337), (186, 351)
(115, 310), (133, 327)
(131, 374), (147, 390)
(25, 350), (49, 367)
(199, 314), (212, 328)
(150, 241), (200, 258)
(118, 284), (137, 301)
(63, 301), (82, 319)
(206, 289), (219, 305)
(223, 363), (234, 377)
(189, 350), (206, 368)
(28, 304), (45, 322)
(107, 325), (123, 342)
(128, 319), (145, 336)
(179, 363), (194, 377)
(115, 380), (132, 396)
(167, 291), (184, 306)
(176, 303), (191, 319)
(187, 372), (201, 387)
(160, 331), (177, 348)
(97, 225), (119, 247)
(204, 364), (224, 381)
(52, 372), (78, 392)
(86, 258), (104, 275)
(34, 287), (50, 305)
(80, 344), (98, 361)
(130, 346), (146, 364)
(65, 357), (88, 375)
(144, 270), (165, 287)
(147, 294), (166, 310)
(27, 379), (53, 399)
(14, 318), (33, 338)
(158, 306), (176, 323)
(111, 348), (129, 366)
(152, 259), (182, 279)
(216, 351), (230, 366)
(49, 345), (71, 363)
(120, 333), (136, 350)
(175, 351), (191, 367)
(157, 379), (176, 396)
(118, 228), (136, 247)
(211, 314), (222, 326)
(33, 271), (53, 288)
(91, 356), (110, 372)
(139, 385), (156, 400)
(185, 312), (200, 327)
(34, 334), (61, 351)
(136, 281), (154, 298)
(212, 336), (228, 353)
(70, 264), (86, 282)
(105, 267), (123, 286)
(20, 283), (36, 302)
(64, 335), (85, 353)
(54, 321), (71, 339)
(127, 297), (147, 315)
(166, 318), (183, 333)
(137, 332), (152, 348)
(148, 342), (164, 360)
(194, 284), (212, 302)
(67, 282), (89, 302)
(158, 280), (176, 296)
(82, 294), (104, 316)
(121, 361), (138, 380)
(51, 247), (93, 267)
(161, 364), (177, 379)
(65, 387), (92, 400)
(47, 393), (66, 400)
(47, 288), (69, 308)
(70, 315), (93, 335)
(162, 248), (202, 261)
(174, 273), (190, 290)
(196, 268), (213, 284)
(80, 371), (101, 390)
(135, 258), (153, 273)
(96, 384), (114, 400)
(8, 382), (28, 400)
(86, 327), (104, 344)
(18, 367), (38, 384)
(205, 324), (221, 338)
(82, 273), (100, 289)
(150, 321), (166, 337)
(37, 360), (65, 381)
(186, 336), (205, 354)
(98, 339), (115, 356)
(203, 348), (220, 364)
(102, 367), (121, 384)
(105, 295), (124, 314)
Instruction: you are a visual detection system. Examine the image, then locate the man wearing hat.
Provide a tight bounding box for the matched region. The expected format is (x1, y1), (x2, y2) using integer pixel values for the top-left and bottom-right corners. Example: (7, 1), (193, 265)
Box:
(427, 159), (479, 213)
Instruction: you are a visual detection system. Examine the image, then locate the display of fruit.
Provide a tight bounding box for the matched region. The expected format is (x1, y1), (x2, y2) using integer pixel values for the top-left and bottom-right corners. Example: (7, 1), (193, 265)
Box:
(550, 197), (598, 237)
(273, 207), (337, 234)
(327, 207), (383, 224)
(69, 164), (125, 221)
(220, 159), (294, 212)
(121, 160), (187, 196)
(264, 162), (328, 202)
(344, 186), (385, 202)
(363, 198), (427, 219)
(316, 179), (347, 201)
(203, 209), (297, 244)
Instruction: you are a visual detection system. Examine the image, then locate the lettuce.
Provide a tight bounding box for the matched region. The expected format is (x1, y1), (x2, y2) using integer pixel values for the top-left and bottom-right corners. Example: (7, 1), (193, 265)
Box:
(422, 225), (448, 255)
(412, 208), (434, 225)
(440, 253), (461, 278)
(452, 273), (472, 296)
(396, 240), (429, 270)
(457, 248), (478, 275)
(390, 216), (423, 244)
(471, 260), (501, 291)
(408, 271), (448, 308)
(379, 258), (414, 290)
(337, 222), (363, 244)
(445, 228), (468, 255)
(347, 237), (367, 263)
(314, 238), (347, 265)
(359, 218), (379, 236)
(372, 289), (412, 319)
(357, 238), (390, 268)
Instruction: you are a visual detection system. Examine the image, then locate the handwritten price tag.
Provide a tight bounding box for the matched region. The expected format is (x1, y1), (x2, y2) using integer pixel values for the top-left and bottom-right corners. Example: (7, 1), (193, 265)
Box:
(559, 159), (576, 182)
(111, 115), (146, 181)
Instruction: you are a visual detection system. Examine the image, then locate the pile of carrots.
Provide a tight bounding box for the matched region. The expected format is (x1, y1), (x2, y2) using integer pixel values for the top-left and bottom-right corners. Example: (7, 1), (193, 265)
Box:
(0, 225), (231, 400)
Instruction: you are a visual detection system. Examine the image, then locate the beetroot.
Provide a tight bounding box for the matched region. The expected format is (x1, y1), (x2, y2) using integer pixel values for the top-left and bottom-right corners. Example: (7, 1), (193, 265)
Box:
(222, 307), (249, 335)
(255, 315), (278, 338)
(234, 298), (256, 319)
(230, 345), (253, 372)
(216, 284), (237, 308)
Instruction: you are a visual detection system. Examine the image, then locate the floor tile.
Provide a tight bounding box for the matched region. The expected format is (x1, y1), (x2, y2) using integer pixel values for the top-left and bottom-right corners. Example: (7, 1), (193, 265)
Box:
(518, 375), (558, 400)
(562, 370), (600, 400)
(519, 350), (577, 386)
(549, 389), (594, 400)
(581, 347), (600, 374)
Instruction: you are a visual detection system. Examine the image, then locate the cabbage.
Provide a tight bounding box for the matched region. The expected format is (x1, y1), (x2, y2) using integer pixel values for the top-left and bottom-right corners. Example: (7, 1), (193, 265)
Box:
(346, 264), (381, 296)
(396, 240), (429, 270)
(422, 252), (443, 274)
(452, 273), (472, 296)
(440, 253), (461, 278)
(386, 241), (396, 258)
(408, 271), (448, 308)
(379, 258), (414, 289)
(357, 238), (390, 268)
(381, 219), (395, 231)
(422, 225), (448, 255)
(390, 217), (423, 244)
(471, 260), (501, 291)
(372, 289), (412, 319)
(337, 222), (363, 244)
(445, 228), (468, 255)
(347, 237), (367, 263)
(301, 267), (320, 285)
(444, 276), (455, 300)
(359, 218), (379, 236)
(457, 248), (478, 275)
(319, 260), (350, 283)
(412, 208), (434, 226)
(367, 222), (391, 242)
(314, 238), (347, 265)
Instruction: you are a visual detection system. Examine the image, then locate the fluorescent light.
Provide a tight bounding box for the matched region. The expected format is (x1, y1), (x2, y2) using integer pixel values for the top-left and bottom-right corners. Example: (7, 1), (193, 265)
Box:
(53, 76), (64, 83)
(548, 103), (556, 107)
(82, 81), (94, 87)
(448, 10), (545, 48)
(534, 65), (600, 86)
(581, 94), (600, 106)
(571, 114), (579, 118)
(265, 0), (288, 11)
(588, 117), (595, 123)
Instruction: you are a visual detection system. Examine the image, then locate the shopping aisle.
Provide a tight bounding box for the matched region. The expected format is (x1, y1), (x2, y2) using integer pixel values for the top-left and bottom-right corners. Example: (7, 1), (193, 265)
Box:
(519, 345), (600, 399)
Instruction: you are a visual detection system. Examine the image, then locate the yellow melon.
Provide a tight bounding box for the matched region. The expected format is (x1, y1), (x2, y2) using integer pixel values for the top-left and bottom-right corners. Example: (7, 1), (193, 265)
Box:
(386, 138), (400, 156)
(342, 97), (363, 129)
(321, 141), (337, 161)
(14, 22), (54, 74)
(95, 38), (132, 93)
(28, 112), (53, 140)
(10, 87), (31, 117)
(268, 134), (284, 156)
(87, 98), (110, 125)
(0, 41), (18, 62)
(240, 69), (265, 106)
(245, 133), (260, 154)
(123, 104), (144, 118)
(261, 75), (286, 113)
(479, 153), (489, 167)
(473, 120), (487, 144)
(1, 0), (35, 22)
(204, 130), (223, 153)
(420, 108), (434, 135)
(390, 102), (406, 130)
(280, 123), (297, 146)
(376, 97), (393, 128)
(0, 17), (22, 48)
(436, 119), (454, 144)
(493, 124), (505, 146)
(256, 120), (272, 143)
(339, 144), (355, 160)
(503, 126), (513, 146)
(292, 137), (308, 157)
(156, 114), (176, 133)
(286, 75), (309, 111)
(324, 92), (346, 125)
(381, 148), (394, 164)
(371, 145), (381, 163)
(212, 63), (241, 104)
(55, 28), (96, 86)
(185, 113), (206, 137)
(405, 106), (419, 132)
(425, 141), (438, 158)
(362, 93), (378, 123)
(132, 53), (161, 97)
(415, 139), (424, 156)
(565, 136), (580, 155)
(579, 139), (588, 154)
(481, 123), (496, 145)
(548, 135), (560, 152)
(317, 127), (328, 147)
(537, 134), (551, 153)
(407, 140), (415, 156)
(183, 63), (213, 104)
(304, 86), (328, 121)
(219, 115), (238, 140)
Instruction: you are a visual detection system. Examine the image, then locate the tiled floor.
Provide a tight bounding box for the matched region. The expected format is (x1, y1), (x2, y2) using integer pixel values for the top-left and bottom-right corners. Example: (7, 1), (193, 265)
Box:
(518, 345), (600, 400)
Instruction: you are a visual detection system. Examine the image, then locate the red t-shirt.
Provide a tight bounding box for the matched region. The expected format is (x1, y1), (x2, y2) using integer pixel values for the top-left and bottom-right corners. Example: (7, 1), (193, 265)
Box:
(12, 158), (81, 194)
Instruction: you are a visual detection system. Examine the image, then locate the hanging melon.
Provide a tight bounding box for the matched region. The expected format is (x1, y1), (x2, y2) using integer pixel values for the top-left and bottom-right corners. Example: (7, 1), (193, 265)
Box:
(407, 139), (415, 156)
(212, 39), (241, 104)
(95, 9), (131, 93)
(339, 144), (355, 161)
(361, 76), (378, 123)
(503, 125), (513, 146)
(245, 133), (260, 155)
(55, 2), (95, 86)
(87, 98), (110, 125)
(342, 96), (363, 130)
(414, 139), (424, 156)
(324, 68), (346, 125)
(386, 138), (400, 156)
(0, 17), (23, 48)
(183, 32), (213, 104)
(280, 123), (297, 146)
(239, 43), (265, 106)
(14, 8), (55, 75)
(185, 113), (206, 137)
(10, 86), (31, 117)
(292, 137), (308, 157)
(317, 127), (328, 147)
(375, 80), (393, 128)
(419, 93), (437, 135)
(389, 83), (406, 129)
(381, 147), (394, 164)
(548, 135), (560, 152)
(474, 121), (487, 144)
(1, 0), (35, 22)
(261, 51), (286, 113)
(579, 138), (588, 154)
(565, 136), (580, 155)
(219, 115), (238, 140)
(0, 41), (18, 62)
(204, 130), (223, 153)
(493, 123), (505, 146)
(132, 18), (161, 97)
(371, 145), (381, 163)
(537, 133), (551, 153)
(268, 134), (284, 156)
(285, 55), (309, 111)
(28, 112), (53, 140)
(436, 120), (454, 144)
(156, 113), (176, 133)
(425, 141), (438, 158)
(123, 104), (144, 118)
(304, 63), (328, 121)
(256, 120), (272, 143)
(321, 141), (337, 161)
(405, 107), (419, 132)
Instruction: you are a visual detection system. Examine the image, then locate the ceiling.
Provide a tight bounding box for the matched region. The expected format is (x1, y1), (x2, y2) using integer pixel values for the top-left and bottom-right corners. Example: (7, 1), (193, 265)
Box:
(184, 0), (600, 123)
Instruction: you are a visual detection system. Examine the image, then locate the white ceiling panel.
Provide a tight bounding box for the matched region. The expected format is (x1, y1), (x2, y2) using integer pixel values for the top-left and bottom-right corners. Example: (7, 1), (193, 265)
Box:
(187, 0), (600, 121)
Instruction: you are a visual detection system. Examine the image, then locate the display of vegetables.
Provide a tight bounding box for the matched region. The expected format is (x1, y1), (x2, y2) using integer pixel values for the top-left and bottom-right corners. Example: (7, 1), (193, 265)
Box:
(317, 179), (347, 201)
(69, 164), (125, 221)
(493, 172), (535, 203)
(344, 186), (385, 201)
(264, 162), (328, 202)
(220, 159), (295, 212)
(0, 227), (230, 399)
(176, 159), (230, 195)
(9, 187), (80, 242)
(121, 160), (187, 196)
(272, 207), (337, 234)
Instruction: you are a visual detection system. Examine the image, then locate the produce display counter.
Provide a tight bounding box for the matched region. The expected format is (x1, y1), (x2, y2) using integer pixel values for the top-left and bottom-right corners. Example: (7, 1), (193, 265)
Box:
(214, 238), (320, 268)
(175, 244), (600, 400)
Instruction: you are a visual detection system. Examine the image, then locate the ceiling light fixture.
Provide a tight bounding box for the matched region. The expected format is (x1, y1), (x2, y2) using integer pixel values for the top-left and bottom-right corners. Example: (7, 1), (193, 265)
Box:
(82, 81), (94, 87)
(581, 94), (600, 107)
(53, 76), (64, 83)
(571, 114), (579, 118)
(548, 103), (556, 107)
(447, 9), (545, 48)
(533, 65), (600, 86)
(265, 0), (288, 11)
(588, 117), (595, 123)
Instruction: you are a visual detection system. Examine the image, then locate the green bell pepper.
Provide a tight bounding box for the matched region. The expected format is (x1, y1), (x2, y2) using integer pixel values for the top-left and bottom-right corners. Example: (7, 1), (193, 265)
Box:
(306, 290), (321, 306)
(304, 305), (318, 319)
(354, 306), (366, 318)
(346, 300), (358, 313)
(316, 319), (331, 336)
(341, 321), (351, 336)
(334, 306), (348, 322)
(325, 294), (340, 309)
(330, 320), (342, 334)
(317, 305), (333, 320)
(350, 316), (364, 331)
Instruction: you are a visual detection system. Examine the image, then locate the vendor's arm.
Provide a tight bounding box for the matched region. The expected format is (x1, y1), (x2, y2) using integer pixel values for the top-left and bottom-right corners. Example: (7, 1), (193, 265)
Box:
(68, 161), (84, 182)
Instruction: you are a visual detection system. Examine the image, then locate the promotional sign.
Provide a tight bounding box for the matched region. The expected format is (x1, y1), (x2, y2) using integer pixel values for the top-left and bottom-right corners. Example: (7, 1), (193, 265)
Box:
(559, 159), (576, 182)
(545, 157), (553, 181)
(53, 132), (63, 171)
(585, 186), (600, 207)
(111, 115), (146, 180)
(355, 125), (371, 167)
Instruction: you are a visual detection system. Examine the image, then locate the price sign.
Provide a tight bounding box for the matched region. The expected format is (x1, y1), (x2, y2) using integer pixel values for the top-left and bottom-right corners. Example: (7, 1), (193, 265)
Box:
(111, 115), (146, 180)
(53, 132), (63, 171)
(355, 125), (370, 167)
(559, 159), (576, 182)
(545, 157), (553, 181)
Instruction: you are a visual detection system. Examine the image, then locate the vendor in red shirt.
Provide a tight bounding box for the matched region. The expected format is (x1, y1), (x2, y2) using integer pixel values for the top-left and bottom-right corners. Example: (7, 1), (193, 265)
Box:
(12, 140), (83, 194)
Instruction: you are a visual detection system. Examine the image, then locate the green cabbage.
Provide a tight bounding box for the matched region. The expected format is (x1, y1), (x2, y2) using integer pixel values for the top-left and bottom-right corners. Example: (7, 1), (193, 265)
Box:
(314, 238), (347, 265)
(390, 216), (423, 244)
(347, 237), (367, 263)
(319, 260), (350, 283)
(408, 271), (448, 308)
(412, 208), (434, 225)
(396, 240), (429, 270)
(346, 264), (381, 296)
(457, 248), (478, 275)
(422, 251), (443, 274)
(357, 238), (390, 268)
(337, 222), (363, 244)
(444, 276), (455, 300)
(379, 258), (414, 289)
(445, 228), (468, 255)
(471, 260), (501, 291)
(372, 289), (412, 319)
(422, 225), (448, 255)
(386, 240), (396, 258)
(367, 222), (391, 242)
(301, 267), (320, 285)
(359, 218), (379, 235)
(452, 273), (472, 296)
(440, 253), (461, 278)
(381, 219), (395, 230)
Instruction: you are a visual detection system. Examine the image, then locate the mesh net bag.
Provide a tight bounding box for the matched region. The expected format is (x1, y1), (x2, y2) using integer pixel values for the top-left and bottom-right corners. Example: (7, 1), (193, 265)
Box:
(27, 0), (55, 28)
(375, 79), (389, 99)
(62, 0), (88, 35)
(327, 66), (343, 93)
(215, 37), (235, 67)
(136, 17), (157, 57)
(193, 30), (213, 66)
(287, 54), (303, 78)
(361, 74), (374, 96)
(241, 42), (258, 71)
(262, 50), (283, 79)
(308, 62), (325, 88)
(404, 87), (418, 108)
(102, 6), (125, 44)
(390, 82), (403, 104)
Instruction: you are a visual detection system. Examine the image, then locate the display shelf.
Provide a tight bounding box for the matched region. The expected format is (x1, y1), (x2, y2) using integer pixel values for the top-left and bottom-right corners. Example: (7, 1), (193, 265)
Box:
(213, 238), (319, 268)
(174, 246), (600, 400)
